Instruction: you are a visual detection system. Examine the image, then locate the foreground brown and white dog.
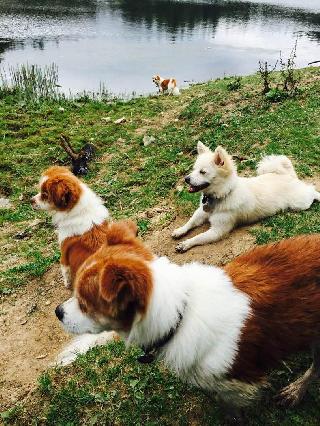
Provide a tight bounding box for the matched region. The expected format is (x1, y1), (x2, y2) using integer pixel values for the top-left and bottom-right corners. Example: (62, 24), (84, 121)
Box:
(31, 166), (119, 364)
(152, 75), (180, 95)
(55, 223), (320, 415)
(172, 142), (320, 252)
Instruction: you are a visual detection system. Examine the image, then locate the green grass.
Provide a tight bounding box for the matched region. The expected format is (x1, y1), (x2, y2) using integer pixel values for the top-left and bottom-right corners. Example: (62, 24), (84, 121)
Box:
(8, 343), (320, 425)
(1, 67), (320, 424)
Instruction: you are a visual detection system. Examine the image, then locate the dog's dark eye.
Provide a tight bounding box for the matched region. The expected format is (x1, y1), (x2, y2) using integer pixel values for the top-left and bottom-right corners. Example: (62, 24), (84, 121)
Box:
(200, 170), (206, 175)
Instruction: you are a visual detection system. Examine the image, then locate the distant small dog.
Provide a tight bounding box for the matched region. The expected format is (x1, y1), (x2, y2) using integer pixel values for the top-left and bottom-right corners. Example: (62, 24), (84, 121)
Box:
(152, 75), (180, 95)
(172, 142), (320, 252)
(55, 223), (320, 417)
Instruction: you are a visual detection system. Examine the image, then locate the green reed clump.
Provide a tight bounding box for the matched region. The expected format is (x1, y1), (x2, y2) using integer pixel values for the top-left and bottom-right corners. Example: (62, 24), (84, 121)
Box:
(0, 63), (61, 101)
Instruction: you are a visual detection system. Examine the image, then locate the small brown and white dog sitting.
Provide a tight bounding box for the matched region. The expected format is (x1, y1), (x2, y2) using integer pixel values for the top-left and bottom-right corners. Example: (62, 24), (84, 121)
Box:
(31, 166), (111, 290)
(55, 221), (320, 418)
(152, 75), (180, 95)
(31, 166), (120, 364)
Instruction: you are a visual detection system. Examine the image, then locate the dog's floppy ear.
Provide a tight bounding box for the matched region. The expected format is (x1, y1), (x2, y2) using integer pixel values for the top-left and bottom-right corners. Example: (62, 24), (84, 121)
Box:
(45, 177), (81, 210)
(99, 256), (152, 313)
(197, 141), (211, 155)
(106, 220), (138, 246)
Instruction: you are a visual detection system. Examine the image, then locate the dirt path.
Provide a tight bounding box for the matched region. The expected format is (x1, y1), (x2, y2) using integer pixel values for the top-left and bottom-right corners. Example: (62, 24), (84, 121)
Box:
(0, 266), (70, 409)
(0, 219), (255, 410)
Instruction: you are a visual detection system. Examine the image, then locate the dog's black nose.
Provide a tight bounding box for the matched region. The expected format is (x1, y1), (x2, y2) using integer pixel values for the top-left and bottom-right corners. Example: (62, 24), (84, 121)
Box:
(55, 305), (64, 321)
(185, 175), (191, 184)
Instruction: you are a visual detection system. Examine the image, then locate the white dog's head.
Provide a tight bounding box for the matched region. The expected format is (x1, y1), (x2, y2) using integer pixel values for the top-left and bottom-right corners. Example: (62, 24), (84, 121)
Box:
(185, 142), (236, 195)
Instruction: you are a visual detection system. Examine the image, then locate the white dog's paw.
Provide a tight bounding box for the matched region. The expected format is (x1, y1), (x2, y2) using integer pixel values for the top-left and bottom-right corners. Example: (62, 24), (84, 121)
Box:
(175, 241), (190, 253)
(55, 349), (79, 367)
(54, 331), (118, 366)
(172, 228), (186, 239)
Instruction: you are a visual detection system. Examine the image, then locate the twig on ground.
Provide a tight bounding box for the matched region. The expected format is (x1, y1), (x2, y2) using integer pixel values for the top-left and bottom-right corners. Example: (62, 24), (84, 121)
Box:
(59, 134), (95, 175)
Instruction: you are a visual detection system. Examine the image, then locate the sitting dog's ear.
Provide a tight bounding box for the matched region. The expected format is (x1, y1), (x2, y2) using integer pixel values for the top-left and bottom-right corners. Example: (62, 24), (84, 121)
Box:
(197, 141), (211, 155)
(99, 256), (152, 313)
(45, 177), (80, 210)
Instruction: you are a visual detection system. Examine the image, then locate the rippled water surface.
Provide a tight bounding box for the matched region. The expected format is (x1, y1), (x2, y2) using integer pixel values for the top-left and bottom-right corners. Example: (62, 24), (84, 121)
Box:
(0, 0), (319, 95)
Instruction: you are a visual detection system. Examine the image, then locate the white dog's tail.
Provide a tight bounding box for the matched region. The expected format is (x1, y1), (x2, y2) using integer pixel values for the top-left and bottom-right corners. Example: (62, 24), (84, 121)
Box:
(172, 86), (180, 96)
(257, 155), (297, 178)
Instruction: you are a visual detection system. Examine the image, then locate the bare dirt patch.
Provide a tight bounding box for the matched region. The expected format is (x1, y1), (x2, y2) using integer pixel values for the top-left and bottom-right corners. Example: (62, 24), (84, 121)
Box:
(0, 266), (70, 410)
(145, 218), (256, 266)
(134, 99), (188, 136)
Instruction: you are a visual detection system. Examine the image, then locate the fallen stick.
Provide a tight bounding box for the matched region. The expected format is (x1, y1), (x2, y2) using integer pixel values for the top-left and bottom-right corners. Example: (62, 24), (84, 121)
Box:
(59, 134), (95, 175)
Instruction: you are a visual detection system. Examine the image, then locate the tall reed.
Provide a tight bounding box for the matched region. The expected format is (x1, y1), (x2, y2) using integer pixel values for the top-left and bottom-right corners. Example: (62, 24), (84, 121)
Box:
(0, 63), (61, 101)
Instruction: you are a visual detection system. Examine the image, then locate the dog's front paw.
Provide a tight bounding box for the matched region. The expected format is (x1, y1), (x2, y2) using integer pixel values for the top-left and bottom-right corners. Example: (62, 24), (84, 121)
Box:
(54, 332), (118, 367)
(175, 241), (190, 253)
(55, 349), (78, 367)
(172, 228), (186, 239)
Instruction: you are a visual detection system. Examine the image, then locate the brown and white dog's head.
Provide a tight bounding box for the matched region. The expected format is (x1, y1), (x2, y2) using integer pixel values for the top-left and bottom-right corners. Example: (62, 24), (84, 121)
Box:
(31, 166), (82, 212)
(55, 220), (154, 334)
(152, 75), (162, 87)
(32, 166), (109, 243)
(184, 142), (237, 195)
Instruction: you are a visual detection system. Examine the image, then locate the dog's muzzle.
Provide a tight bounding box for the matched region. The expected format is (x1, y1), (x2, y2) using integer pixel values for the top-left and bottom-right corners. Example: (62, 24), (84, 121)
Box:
(185, 178), (210, 193)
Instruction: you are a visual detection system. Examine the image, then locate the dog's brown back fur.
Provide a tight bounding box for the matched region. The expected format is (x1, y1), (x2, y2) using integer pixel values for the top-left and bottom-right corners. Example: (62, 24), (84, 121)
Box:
(225, 235), (320, 382)
(61, 221), (110, 282)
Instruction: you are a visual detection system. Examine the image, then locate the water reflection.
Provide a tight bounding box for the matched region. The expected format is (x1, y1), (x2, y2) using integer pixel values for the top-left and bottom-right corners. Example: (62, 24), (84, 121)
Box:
(0, 0), (98, 17)
(107, 0), (320, 43)
(107, 0), (320, 36)
(0, 0), (319, 94)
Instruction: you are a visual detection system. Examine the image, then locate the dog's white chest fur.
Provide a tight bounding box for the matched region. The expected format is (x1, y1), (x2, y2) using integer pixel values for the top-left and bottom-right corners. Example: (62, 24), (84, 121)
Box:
(128, 257), (251, 388)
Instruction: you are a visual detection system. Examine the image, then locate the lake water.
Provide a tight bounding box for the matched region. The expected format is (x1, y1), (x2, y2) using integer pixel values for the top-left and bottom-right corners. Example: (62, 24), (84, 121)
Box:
(0, 0), (319, 96)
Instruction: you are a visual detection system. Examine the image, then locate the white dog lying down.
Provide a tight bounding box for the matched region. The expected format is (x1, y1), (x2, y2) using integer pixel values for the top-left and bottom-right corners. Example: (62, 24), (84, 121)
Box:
(172, 142), (320, 252)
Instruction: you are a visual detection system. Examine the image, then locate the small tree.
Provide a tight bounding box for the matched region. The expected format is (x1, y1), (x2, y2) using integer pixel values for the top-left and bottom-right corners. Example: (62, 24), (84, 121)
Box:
(258, 40), (300, 102)
(258, 60), (278, 95)
(279, 40), (300, 96)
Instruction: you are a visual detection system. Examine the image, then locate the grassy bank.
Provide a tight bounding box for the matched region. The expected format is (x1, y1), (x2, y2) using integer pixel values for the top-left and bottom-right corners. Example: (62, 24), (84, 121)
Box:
(1, 67), (320, 424)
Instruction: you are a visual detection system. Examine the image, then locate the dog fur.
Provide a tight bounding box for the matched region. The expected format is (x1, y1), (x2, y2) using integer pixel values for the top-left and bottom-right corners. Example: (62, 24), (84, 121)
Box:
(55, 223), (320, 412)
(172, 142), (320, 252)
(152, 75), (180, 95)
(31, 166), (111, 289)
(31, 166), (118, 365)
